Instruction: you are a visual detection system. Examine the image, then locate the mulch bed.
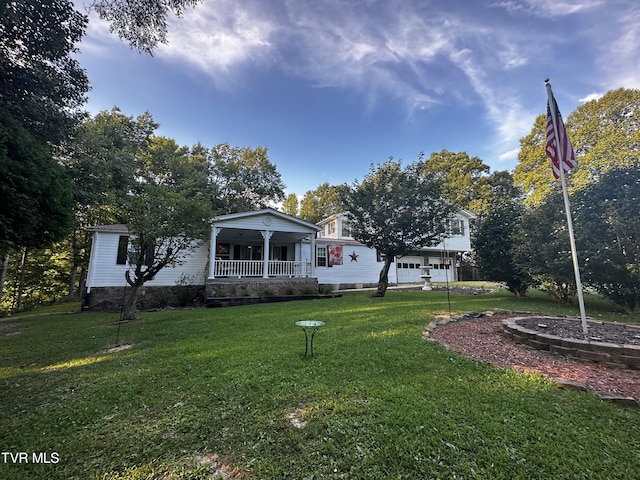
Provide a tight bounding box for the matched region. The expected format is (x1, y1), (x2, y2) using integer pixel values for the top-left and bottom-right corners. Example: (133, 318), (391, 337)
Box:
(429, 314), (640, 403)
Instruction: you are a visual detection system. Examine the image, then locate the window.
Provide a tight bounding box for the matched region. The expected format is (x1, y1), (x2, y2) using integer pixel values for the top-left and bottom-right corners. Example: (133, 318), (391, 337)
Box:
(327, 221), (336, 235)
(448, 219), (464, 236)
(216, 243), (230, 260)
(341, 220), (352, 238)
(316, 246), (328, 267)
(116, 236), (129, 265)
(233, 244), (262, 260)
(272, 246), (288, 261)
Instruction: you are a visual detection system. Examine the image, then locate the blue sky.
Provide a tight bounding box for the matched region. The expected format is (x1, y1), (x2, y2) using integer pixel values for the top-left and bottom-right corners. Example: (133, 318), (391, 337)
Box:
(74, 0), (640, 197)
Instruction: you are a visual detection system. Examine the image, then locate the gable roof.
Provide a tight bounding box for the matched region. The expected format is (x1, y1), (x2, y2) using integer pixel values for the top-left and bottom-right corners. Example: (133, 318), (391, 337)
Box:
(213, 208), (321, 232)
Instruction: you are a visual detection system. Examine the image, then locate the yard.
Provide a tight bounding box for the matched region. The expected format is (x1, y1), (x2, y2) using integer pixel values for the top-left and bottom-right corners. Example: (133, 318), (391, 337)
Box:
(1, 288), (639, 479)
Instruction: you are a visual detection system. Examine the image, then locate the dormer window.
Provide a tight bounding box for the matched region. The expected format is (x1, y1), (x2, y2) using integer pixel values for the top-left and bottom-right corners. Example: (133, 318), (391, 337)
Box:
(448, 219), (465, 236)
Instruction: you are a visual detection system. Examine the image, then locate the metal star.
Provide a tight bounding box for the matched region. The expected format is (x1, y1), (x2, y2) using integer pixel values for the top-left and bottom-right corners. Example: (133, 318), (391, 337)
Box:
(349, 251), (359, 262)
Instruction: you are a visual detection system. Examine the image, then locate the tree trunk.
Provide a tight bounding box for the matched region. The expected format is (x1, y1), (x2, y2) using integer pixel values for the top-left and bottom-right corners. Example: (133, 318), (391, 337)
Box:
(16, 247), (28, 311)
(374, 256), (394, 297)
(121, 283), (141, 321)
(68, 265), (77, 297)
(78, 267), (87, 303)
(0, 252), (9, 301)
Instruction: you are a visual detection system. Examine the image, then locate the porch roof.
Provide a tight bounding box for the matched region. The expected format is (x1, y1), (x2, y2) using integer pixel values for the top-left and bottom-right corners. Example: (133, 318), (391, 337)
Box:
(212, 208), (321, 244)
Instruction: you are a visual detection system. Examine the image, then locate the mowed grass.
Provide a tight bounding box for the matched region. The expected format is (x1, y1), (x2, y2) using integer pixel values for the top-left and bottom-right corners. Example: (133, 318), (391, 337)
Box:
(1, 289), (639, 479)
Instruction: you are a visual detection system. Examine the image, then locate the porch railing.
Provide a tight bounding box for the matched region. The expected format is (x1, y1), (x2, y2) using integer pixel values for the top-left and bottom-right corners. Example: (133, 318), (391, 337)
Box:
(213, 260), (312, 278)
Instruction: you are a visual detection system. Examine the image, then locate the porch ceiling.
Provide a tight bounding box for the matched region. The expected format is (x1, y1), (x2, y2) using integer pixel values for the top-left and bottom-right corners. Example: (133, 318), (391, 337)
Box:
(216, 228), (311, 244)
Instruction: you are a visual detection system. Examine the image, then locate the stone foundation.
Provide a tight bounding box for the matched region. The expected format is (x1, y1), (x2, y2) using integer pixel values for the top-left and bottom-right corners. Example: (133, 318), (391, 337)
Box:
(84, 285), (205, 312)
(206, 277), (319, 298)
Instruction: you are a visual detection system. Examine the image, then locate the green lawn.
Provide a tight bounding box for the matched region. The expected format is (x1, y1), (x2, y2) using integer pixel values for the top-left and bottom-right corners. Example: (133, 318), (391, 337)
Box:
(1, 289), (639, 479)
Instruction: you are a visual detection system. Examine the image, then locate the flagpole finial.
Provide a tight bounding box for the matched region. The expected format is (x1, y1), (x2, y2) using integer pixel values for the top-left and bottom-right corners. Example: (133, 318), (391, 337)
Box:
(544, 78), (550, 84)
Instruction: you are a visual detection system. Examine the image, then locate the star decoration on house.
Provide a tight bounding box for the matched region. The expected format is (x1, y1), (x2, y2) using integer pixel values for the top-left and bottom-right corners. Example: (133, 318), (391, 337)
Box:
(349, 251), (359, 262)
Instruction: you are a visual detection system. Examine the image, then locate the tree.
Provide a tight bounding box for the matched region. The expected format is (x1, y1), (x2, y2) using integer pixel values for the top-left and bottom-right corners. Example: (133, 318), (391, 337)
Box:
(0, 107), (73, 250)
(517, 193), (578, 303)
(61, 108), (158, 297)
(120, 137), (213, 320)
(282, 193), (299, 217)
(209, 143), (286, 213)
(89, 0), (203, 54)
(514, 88), (640, 206)
(573, 166), (640, 313)
(417, 150), (491, 215)
(299, 183), (347, 223)
(344, 159), (455, 297)
(0, 0), (88, 144)
(474, 194), (531, 297)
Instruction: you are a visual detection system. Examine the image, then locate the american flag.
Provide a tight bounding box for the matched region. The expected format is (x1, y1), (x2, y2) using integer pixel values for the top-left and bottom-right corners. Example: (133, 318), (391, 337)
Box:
(546, 94), (577, 179)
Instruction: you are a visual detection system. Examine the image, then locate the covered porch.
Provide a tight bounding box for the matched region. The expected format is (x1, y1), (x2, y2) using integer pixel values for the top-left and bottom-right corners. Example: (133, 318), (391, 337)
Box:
(207, 209), (321, 280)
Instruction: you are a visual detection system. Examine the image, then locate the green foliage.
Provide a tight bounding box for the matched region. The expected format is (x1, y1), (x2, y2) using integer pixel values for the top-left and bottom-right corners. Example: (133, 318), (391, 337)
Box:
(0, 245), (73, 313)
(573, 166), (640, 313)
(91, 0), (203, 54)
(514, 88), (640, 206)
(0, 291), (638, 479)
(0, 0), (88, 144)
(0, 108), (73, 249)
(281, 193), (300, 217)
(517, 193), (578, 303)
(121, 136), (214, 319)
(60, 108), (159, 297)
(299, 183), (347, 223)
(346, 160), (454, 257)
(345, 159), (455, 296)
(474, 200), (532, 297)
(209, 143), (286, 213)
(418, 150), (491, 214)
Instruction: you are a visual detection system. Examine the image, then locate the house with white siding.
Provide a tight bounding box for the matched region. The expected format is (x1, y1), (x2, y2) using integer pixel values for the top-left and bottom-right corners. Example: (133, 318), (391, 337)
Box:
(315, 211), (475, 286)
(83, 208), (475, 310)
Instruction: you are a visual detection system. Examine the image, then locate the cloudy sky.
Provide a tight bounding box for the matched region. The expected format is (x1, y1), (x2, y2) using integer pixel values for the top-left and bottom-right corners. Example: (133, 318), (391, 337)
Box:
(75, 0), (640, 196)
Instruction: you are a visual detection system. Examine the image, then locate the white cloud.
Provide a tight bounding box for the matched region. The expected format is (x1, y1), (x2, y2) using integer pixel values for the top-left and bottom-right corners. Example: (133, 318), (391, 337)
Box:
(494, 0), (603, 17)
(600, 5), (640, 90)
(159, 2), (276, 78)
(579, 92), (603, 103)
(499, 148), (520, 161)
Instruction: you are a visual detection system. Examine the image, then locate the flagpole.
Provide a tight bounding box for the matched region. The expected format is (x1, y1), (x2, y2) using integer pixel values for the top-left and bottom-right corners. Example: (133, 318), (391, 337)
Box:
(545, 80), (588, 335)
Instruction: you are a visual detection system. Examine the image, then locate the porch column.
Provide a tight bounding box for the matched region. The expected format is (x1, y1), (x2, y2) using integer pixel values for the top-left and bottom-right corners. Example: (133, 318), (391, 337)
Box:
(261, 230), (273, 278)
(310, 234), (316, 277)
(208, 227), (220, 279)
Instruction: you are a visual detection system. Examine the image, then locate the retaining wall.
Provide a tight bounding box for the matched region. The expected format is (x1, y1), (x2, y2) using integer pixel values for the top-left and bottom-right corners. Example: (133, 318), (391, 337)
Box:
(502, 316), (640, 370)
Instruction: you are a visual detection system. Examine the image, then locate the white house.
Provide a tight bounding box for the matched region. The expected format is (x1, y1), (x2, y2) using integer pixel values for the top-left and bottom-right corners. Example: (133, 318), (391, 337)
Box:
(83, 208), (475, 310)
(314, 211), (475, 286)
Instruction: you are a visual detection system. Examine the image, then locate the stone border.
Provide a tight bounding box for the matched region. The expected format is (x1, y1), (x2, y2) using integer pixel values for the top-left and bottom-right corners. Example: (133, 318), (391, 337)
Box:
(502, 316), (640, 370)
(423, 311), (640, 407)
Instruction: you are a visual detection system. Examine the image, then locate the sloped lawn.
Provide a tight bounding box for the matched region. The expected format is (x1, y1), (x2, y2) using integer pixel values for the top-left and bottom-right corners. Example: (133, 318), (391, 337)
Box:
(1, 289), (639, 479)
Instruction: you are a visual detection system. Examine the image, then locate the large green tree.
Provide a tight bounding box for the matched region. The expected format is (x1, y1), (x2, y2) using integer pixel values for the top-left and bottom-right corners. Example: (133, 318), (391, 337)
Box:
(121, 137), (213, 320)
(417, 150), (491, 215)
(573, 166), (640, 313)
(299, 183), (347, 223)
(0, 0), (88, 144)
(517, 193), (578, 304)
(61, 108), (158, 296)
(282, 193), (300, 217)
(344, 159), (455, 297)
(0, 107), (73, 250)
(474, 176), (531, 297)
(209, 143), (286, 214)
(514, 88), (640, 206)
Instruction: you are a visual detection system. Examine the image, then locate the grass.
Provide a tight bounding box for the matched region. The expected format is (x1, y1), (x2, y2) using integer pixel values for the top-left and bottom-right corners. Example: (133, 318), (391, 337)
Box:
(1, 288), (639, 479)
